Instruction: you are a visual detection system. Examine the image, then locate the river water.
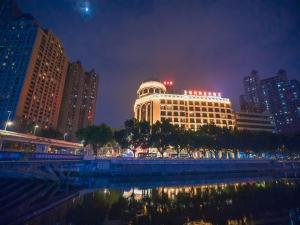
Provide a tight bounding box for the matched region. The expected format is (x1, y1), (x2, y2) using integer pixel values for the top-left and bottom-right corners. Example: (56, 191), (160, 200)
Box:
(1, 174), (300, 225)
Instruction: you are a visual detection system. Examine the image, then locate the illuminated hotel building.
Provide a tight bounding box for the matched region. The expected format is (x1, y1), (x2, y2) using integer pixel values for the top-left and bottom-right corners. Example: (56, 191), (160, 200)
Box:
(134, 80), (235, 130)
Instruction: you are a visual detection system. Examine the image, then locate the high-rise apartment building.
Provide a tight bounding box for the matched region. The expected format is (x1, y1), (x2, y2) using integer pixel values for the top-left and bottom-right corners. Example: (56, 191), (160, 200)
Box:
(240, 70), (264, 113)
(260, 70), (295, 132)
(0, 14), (68, 131)
(240, 70), (300, 133)
(134, 80), (235, 130)
(58, 61), (99, 140)
(291, 79), (300, 121)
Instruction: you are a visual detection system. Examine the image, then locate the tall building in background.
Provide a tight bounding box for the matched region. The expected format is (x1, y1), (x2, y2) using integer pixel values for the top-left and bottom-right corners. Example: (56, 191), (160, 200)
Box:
(134, 80), (235, 130)
(240, 69), (300, 133)
(58, 61), (99, 140)
(290, 79), (300, 123)
(260, 70), (299, 132)
(0, 14), (68, 131)
(240, 70), (264, 113)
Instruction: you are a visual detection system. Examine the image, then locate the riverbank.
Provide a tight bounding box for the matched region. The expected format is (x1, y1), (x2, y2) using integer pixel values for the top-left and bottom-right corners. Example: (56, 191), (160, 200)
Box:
(0, 158), (299, 181)
(79, 158), (300, 176)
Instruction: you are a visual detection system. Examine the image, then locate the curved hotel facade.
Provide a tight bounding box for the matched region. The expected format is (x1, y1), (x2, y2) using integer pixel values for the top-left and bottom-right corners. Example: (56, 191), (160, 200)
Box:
(134, 80), (235, 130)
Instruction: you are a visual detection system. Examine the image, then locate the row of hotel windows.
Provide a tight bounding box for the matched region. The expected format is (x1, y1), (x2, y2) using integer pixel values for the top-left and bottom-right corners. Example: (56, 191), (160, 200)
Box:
(161, 116), (234, 125)
(161, 106), (232, 113)
(139, 88), (164, 95)
(160, 100), (231, 108)
(161, 111), (233, 119)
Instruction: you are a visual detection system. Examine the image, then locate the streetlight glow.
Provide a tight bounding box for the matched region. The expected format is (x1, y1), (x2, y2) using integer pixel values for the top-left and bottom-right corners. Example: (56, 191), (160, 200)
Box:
(4, 121), (13, 131)
(33, 124), (39, 135)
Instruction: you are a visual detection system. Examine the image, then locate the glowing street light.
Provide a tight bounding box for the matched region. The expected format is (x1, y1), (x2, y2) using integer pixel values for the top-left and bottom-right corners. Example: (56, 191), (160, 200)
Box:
(3, 110), (12, 130)
(4, 121), (13, 131)
(64, 132), (68, 141)
(33, 125), (39, 135)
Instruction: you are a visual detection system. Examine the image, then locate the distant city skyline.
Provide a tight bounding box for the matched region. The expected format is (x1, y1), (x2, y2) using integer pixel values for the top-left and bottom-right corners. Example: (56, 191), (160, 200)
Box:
(14, 0), (300, 127)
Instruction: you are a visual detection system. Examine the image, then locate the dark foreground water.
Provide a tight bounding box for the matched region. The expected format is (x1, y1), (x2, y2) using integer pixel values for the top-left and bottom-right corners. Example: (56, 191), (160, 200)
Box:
(1, 174), (300, 225)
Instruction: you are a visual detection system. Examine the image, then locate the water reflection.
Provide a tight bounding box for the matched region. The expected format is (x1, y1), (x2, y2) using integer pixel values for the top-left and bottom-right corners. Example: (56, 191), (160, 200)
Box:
(20, 178), (300, 225)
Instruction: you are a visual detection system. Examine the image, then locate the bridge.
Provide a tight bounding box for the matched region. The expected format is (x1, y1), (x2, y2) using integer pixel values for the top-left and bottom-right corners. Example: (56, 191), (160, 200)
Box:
(0, 130), (83, 154)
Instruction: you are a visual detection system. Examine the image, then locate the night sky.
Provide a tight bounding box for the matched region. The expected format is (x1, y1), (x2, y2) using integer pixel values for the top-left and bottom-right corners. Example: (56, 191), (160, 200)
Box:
(17, 0), (300, 128)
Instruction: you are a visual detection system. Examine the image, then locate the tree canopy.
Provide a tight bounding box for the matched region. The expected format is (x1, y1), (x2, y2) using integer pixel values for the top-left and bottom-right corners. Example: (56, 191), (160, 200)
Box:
(76, 124), (113, 156)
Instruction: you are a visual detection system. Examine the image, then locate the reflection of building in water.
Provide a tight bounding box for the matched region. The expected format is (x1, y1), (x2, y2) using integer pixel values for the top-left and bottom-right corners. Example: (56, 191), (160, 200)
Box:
(123, 188), (152, 201)
(122, 182), (260, 201)
(184, 221), (213, 225)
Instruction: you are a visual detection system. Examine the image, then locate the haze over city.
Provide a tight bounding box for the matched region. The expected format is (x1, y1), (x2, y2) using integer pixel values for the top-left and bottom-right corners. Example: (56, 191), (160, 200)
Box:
(17, 0), (300, 127)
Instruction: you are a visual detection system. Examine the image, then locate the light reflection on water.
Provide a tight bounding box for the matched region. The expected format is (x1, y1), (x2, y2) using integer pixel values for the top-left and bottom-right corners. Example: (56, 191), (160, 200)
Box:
(1, 176), (300, 225)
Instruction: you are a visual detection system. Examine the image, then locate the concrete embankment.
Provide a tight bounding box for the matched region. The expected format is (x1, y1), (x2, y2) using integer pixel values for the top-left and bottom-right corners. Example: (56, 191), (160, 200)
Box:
(77, 159), (300, 176)
(0, 159), (299, 181)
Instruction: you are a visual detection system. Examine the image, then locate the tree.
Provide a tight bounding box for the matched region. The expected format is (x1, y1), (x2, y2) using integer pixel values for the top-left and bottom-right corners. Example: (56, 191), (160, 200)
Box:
(150, 120), (173, 157)
(76, 124), (113, 156)
(169, 126), (185, 157)
(114, 119), (151, 158)
(114, 129), (130, 149)
(181, 130), (197, 158)
(124, 118), (141, 157)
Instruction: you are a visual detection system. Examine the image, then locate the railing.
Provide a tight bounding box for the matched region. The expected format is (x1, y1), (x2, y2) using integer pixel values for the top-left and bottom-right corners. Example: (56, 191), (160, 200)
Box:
(0, 151), (83, 161)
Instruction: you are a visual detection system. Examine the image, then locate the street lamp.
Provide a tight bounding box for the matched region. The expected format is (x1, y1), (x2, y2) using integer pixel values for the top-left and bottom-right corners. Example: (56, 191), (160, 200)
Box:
(64, 132), (68, 141)
(4, 121), (13, 131)
(3, 111), (11, 130)
(33, 125), (39, 135)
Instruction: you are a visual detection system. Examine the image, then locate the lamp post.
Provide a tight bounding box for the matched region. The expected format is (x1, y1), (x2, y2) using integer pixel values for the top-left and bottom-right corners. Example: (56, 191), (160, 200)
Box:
(4, 111), (11, 130)
(4, 121), (13, 131)
(33, 125), (39, 135)
(64, 132), (68, 141)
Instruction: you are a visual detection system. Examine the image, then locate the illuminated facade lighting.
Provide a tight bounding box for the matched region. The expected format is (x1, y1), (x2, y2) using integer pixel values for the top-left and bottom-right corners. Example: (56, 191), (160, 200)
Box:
(134, 80), (235, 130)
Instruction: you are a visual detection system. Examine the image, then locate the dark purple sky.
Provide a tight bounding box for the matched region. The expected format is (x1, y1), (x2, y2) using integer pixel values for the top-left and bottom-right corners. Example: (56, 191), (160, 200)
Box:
(17, 0), (300, 128)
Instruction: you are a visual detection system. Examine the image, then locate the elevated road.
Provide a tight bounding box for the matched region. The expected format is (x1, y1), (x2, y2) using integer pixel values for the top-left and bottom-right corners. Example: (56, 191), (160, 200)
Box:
(0, 130), (83, 153)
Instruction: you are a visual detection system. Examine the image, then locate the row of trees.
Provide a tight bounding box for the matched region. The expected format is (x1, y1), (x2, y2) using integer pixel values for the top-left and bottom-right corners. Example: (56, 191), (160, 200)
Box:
(76, 119), (300, 157)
